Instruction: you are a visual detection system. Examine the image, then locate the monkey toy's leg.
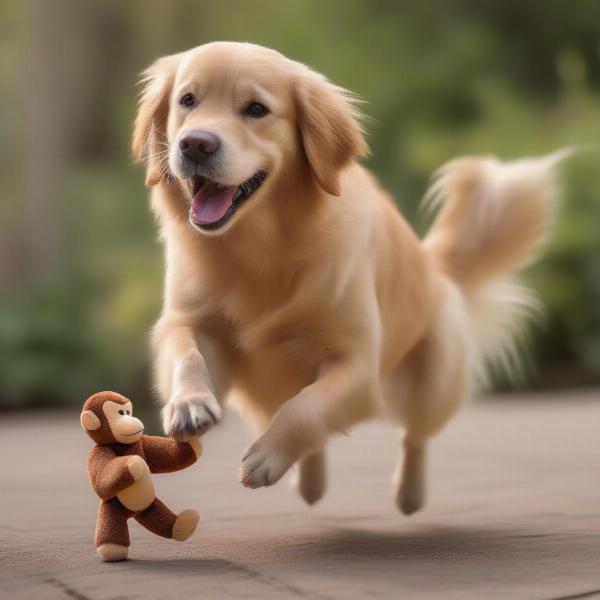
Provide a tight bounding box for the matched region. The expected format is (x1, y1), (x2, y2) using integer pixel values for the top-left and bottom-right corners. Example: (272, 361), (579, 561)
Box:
(95, 499), (131, 561)
(135, 498), (199, 541)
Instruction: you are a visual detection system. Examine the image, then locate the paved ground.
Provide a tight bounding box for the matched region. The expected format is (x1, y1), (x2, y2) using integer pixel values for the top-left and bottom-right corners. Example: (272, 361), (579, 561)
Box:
(1, 389), (599, 600)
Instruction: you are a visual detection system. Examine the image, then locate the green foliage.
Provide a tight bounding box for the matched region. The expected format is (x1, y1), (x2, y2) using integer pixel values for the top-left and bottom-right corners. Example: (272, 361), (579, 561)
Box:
(1, 0), (599, 407)
(0, 278), (111, 407)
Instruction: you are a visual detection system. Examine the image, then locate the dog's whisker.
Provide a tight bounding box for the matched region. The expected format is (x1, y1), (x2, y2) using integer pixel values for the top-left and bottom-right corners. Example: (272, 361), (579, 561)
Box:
(145, 150), (170, 160)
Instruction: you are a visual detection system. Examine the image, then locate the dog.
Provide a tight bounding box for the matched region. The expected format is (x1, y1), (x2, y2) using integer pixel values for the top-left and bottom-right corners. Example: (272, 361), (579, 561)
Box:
(132, 41), (562, 512)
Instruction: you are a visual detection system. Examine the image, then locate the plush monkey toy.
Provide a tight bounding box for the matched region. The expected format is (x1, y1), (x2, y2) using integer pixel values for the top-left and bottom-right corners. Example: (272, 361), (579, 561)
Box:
(81, 391), (202, 562)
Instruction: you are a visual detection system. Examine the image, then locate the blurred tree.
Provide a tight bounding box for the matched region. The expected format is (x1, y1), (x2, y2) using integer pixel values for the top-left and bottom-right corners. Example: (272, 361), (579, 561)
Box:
(20, 0), (70, 285)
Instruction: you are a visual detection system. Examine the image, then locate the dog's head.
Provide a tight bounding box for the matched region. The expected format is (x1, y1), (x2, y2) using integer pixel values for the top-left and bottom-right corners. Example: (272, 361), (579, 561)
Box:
(132, 42), (368, 235)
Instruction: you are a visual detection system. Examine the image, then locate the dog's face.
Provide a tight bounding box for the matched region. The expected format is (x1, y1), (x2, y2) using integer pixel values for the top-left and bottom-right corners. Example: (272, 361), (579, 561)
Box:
(133, 42), (367, 235)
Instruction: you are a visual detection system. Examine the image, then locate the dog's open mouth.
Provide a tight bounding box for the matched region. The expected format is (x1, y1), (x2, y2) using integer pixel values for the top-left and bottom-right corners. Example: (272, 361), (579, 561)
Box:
(188, 170), (268, 230)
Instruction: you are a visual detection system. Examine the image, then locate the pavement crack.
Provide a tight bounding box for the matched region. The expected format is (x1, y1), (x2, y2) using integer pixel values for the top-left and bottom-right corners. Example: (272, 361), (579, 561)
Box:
(45, 577), (93, 600)
(222, 560), (336, 600)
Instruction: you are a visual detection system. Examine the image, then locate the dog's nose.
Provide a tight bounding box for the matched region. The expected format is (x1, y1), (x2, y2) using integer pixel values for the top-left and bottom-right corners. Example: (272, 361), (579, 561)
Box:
(179, 131), (221, 162)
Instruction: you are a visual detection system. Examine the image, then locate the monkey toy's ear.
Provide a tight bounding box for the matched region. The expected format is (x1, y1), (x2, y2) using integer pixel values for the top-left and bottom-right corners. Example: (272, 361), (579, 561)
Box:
(81, 410), (101, 432)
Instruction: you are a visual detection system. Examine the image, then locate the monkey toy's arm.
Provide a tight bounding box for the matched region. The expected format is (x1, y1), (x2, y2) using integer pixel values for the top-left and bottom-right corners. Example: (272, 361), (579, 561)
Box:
(87, 446), (145, 500)
(141, 436), (202, 474)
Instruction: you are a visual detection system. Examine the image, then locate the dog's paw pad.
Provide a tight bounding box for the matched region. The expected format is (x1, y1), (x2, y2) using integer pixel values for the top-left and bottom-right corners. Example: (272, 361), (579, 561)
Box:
(163, 396), (222, 440)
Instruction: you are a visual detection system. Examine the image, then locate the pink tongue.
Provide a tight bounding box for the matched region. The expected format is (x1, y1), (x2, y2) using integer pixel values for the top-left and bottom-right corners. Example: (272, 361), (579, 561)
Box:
(192, 185), (236, 225)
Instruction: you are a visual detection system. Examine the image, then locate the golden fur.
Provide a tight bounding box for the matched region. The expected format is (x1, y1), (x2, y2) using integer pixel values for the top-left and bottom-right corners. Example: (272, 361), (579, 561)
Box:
(132, 42), (561, 511)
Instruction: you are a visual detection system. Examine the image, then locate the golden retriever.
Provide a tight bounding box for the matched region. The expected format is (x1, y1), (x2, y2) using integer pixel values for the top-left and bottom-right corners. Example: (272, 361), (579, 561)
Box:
(132, 42), (562, 512)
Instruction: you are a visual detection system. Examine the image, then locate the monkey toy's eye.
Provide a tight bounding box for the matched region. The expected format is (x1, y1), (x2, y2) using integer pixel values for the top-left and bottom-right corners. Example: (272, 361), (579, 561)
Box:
(119, 409), (125, 415)
(126, 410), (131, 415)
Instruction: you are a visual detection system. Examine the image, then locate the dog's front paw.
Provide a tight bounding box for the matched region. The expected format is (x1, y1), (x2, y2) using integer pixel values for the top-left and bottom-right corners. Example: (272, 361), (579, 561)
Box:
(239, 436), (295, 489)
(162, 394), (222, 440)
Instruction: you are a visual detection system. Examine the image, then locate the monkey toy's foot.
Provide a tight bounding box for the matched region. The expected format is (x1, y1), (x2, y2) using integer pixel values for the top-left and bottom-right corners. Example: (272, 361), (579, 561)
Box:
(97, 543), (129, 562)
(172, 509), (200, 541)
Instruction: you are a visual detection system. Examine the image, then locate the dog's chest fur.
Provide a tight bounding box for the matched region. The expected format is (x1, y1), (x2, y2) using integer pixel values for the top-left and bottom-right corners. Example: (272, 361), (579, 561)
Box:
(196, 244), (353, 415)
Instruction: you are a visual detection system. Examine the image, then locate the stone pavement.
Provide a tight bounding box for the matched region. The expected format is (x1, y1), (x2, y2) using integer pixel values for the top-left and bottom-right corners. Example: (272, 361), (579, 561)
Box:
(1, 390), (599, 599)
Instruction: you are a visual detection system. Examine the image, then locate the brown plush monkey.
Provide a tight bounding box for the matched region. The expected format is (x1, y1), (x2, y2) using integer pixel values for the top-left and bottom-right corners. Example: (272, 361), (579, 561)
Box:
(81, 391), (202, 561)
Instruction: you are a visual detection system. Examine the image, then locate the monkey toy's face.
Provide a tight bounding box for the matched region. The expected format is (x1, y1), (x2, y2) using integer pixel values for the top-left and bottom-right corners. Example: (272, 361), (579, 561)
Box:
(81, 392), (145, 445)
(101, 400), (144, 444)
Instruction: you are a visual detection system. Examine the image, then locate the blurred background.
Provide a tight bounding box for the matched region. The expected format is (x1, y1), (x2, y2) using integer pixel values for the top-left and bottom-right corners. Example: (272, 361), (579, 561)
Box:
(1, 0), (599, 414)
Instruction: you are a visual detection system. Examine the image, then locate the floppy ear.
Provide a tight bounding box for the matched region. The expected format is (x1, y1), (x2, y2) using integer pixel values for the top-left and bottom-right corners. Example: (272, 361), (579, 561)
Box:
(132, 54), (180, 186)
(295, 71), (368, 196)
(80, 410), (101, 432)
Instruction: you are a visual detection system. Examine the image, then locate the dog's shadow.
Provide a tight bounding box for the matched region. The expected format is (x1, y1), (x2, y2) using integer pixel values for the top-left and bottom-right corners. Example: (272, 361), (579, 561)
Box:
(128, 524), (550, 573)
(301, 525), (543, 561)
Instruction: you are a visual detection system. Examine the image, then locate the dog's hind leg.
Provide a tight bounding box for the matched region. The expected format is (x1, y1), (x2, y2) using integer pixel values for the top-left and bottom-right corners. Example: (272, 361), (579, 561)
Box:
(394, 440), (426, 515)
(387, 279), (471, 515)
(291, 450), (326, 506)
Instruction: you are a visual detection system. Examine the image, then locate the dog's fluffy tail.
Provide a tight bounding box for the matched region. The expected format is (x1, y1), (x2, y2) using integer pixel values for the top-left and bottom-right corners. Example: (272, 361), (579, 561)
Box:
(423, 150), (570, 382)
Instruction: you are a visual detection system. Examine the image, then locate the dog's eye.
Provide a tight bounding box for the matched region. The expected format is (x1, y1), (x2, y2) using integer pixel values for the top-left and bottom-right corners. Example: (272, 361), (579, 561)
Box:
(180, 93), (197, 108)
(243, 102), (269, 118)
